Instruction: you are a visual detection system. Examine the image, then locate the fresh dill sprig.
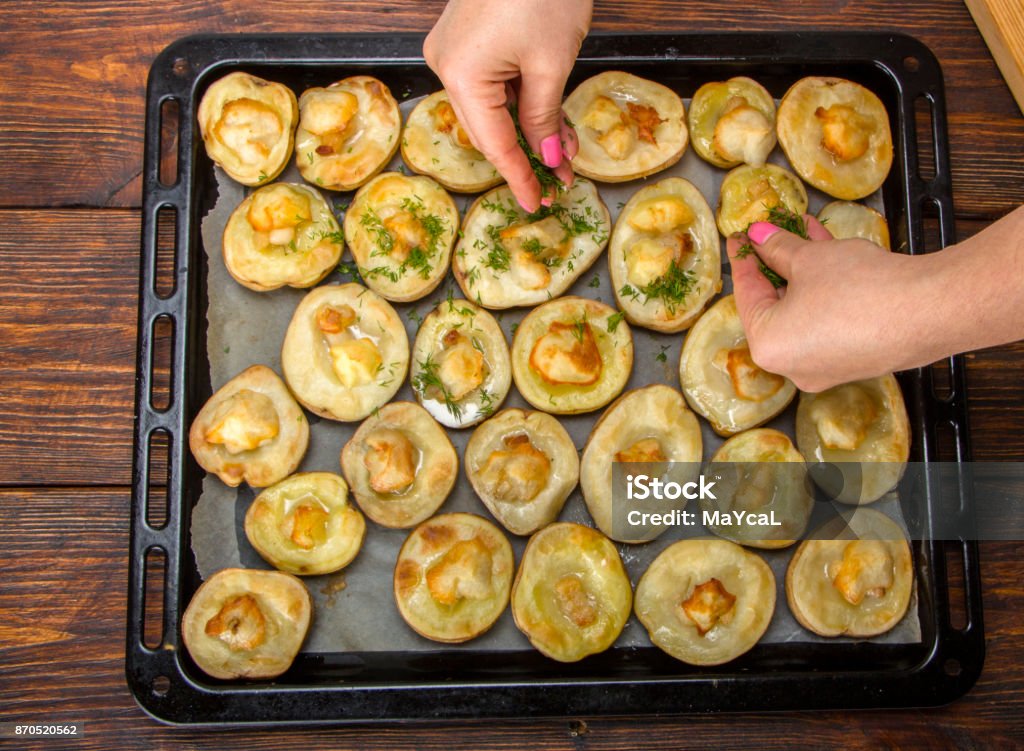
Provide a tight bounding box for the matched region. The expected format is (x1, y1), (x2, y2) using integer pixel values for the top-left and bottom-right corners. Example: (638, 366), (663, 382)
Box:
(619, 261), (696, 316)
(508, 103), (563, 199)
(606, 310), (626, 333)
(411, 352), (463, 421)
(571, 313), (588, 343)
(735, 205), (809, 289)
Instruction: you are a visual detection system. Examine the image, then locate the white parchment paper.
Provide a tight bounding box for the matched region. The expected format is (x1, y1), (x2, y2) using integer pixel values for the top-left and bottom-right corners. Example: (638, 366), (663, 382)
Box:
(191, 95), (919, 653)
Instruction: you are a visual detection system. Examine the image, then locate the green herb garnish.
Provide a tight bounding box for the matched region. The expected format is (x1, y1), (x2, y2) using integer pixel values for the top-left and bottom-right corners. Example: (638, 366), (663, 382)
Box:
(735, 205), (808, 289)
(606, 310), (626, 333)
(509, 103), (563, 199)
(412, 352), (462, 421)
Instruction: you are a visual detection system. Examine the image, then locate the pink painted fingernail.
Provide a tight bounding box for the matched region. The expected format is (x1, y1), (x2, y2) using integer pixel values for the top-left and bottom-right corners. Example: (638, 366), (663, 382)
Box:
(540, 195), (554, 207)
(748, 222), (781, 245)
(540, 134), (562, 168)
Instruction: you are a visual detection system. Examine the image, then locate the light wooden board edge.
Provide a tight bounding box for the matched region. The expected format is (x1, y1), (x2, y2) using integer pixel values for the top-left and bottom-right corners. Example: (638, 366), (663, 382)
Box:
(965, 0), (1024, 115)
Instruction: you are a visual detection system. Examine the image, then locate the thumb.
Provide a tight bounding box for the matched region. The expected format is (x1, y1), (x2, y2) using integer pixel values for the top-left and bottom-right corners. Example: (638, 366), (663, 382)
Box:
(515, 66), (571, 171)
(744, 221), (805, 280)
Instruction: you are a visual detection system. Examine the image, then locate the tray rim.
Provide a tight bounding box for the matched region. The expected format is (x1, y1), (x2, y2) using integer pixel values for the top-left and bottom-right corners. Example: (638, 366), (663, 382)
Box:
(128, 30), (984, 725)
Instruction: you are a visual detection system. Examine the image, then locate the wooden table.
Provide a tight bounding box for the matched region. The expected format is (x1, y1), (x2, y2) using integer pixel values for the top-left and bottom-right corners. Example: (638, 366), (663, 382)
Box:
(2, 1), (1022, 747)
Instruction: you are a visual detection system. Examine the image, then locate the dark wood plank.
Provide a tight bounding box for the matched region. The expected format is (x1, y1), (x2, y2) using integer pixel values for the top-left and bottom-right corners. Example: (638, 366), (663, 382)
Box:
(0, 487), (1021, 747)
(0, 1), (1022, 216)
(0, 210), (141, 486)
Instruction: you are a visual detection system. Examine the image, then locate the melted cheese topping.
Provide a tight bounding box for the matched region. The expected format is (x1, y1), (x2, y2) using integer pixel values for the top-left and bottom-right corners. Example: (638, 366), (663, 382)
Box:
(203, 389), (280, 455)
(214, 98), (283, 165)
(329, 339), (383, 388)
(554, 575), (599, 628)
(712, 100), (774, 166)
(627, 196), (694, 234)
(437, 332), (486, 400)
(680, 578), (736, 636)
(816, 104), (872, 162)
(716, 345), (786, 403)
(432, 99), (475, 150)
(828, 539), (895, 606)
(809, 383), (879, 450)
(425, 537), (495, 605)
(300, 89), (358, 137)
(529, 321), (603, 386)
(283, 501), (329, 550)
(246, 187), (311, 239)
(615, 437), (667, 463)
(362, 428), (417, 494)
(478, 434), (551, 504)
(204, 593), (267, 651)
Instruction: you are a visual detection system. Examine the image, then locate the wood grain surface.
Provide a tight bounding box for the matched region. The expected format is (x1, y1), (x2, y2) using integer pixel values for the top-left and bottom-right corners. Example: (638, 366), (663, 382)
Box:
(1, 0), (1023, 747)
(0, 0), (1022, 215)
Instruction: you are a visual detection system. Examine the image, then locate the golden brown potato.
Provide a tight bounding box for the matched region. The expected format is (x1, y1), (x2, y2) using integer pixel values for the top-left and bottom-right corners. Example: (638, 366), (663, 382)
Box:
(409, 298), (511, 428)
(563, 71), (688, 182)
(634, 538), (775, 665)
(580, 385), (702, 543)
(787, 508), (913, 637)
(679, 295), (796, 436)
(795, 374), (910, 504)
(701, 429), (813, 549)
(189, 365), (308, 488)
(511, 522), (632, 662)
(197, 72), (298, 186)
(716, 163), (808, 237)
(401, 90), (503, 192)
(222, 182), (343, 292)
(609, 177), (721, 332)
(511, 297), (633, 415)
(341, 401), (458, 528)
(295, 76), (401, 191)
(343, 172), (459, 302)
(181, 568), (312, 680)
(244, 472), (365, 576)
(689, 77), (776, 168)
(776, 77), (893, 200)
(452, 180), (610, 309)
(280, 284), (409, 422)
(393, 513), (514, 642)
(465, 409), (579, 535)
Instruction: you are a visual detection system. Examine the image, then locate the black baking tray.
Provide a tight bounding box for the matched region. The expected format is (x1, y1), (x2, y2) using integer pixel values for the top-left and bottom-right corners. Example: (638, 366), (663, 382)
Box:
(128, 32), (984, 724)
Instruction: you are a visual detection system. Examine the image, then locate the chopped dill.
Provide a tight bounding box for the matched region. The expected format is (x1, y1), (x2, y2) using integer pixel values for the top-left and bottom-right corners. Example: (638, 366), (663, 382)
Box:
(509, 103), (563, 198)
(606, 310), (626, 333)
(588, 274), (601, 289)
(735, 204), (808, 289)
(412, 352), (462, 421)
(620, 261), (696, 315)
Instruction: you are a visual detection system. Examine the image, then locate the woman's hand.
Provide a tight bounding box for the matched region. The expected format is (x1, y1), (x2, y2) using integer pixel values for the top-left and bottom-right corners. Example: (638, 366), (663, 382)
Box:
(727, 216), (938, 392)
(424, 0), (592, 211)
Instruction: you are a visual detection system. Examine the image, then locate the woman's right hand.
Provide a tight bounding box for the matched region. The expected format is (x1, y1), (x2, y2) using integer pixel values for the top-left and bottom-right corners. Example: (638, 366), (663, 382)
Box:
(424, 0), (593, 211)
